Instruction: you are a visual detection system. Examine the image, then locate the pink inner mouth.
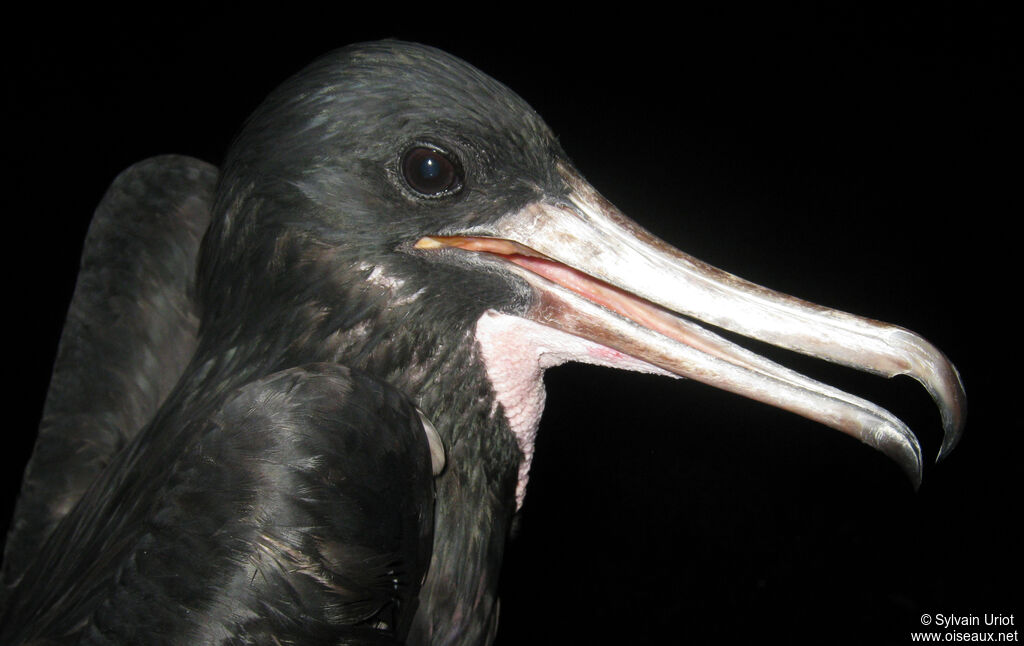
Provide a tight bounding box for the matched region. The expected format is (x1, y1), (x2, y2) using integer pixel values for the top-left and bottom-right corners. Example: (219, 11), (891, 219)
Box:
(414, 235), (756, 371)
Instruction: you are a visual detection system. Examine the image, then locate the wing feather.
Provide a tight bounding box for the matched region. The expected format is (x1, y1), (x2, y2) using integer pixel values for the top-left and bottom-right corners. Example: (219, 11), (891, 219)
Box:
(1, 155), (216, 595)
(2, 364), (435, 645)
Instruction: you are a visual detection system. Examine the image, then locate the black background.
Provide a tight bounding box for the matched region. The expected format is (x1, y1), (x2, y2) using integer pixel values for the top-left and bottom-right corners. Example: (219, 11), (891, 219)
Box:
(3, 4), (1016, 645)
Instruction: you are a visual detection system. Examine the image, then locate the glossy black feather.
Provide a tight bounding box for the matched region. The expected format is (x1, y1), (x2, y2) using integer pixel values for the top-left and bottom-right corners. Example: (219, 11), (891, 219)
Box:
(2, 41), (562, 644)
(1, 156), (215, 601)
(2, 364), (435, 644)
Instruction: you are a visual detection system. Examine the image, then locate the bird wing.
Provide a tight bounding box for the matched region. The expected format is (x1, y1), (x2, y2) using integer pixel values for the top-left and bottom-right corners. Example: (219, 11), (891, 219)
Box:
(2, 364), (436, 645)
(1, 155), (216, 595)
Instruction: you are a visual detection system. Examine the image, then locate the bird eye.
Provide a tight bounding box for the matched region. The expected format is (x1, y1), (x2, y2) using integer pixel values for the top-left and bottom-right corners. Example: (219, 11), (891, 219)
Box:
(401, 146), (462, 197)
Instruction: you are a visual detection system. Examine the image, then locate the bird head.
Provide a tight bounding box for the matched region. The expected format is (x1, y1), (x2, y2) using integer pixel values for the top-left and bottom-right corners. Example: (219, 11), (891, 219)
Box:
(195, 40), (964, 505)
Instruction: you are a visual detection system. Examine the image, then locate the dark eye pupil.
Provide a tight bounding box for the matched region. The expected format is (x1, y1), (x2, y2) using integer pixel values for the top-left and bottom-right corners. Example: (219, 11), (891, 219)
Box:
(402, 147), (460, 196)
(419, 157), (443, 180)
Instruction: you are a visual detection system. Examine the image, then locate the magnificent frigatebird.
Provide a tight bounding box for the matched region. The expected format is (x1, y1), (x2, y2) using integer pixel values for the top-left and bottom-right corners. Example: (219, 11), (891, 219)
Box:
(0, 40), (964, 644)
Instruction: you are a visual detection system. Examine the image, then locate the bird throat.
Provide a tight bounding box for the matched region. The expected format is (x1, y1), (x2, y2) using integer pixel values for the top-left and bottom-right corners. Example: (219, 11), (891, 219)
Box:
(473, 309), (671, 509)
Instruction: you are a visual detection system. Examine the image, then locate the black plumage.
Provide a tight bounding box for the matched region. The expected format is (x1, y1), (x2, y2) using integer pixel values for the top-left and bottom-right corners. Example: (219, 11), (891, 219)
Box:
(2, 42), (569, 644)
(1, 158), (214, 600)
(1, 39), (969, 645)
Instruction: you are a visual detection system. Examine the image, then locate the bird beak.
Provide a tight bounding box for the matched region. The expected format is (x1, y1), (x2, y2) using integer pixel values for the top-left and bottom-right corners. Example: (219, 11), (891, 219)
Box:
(415, 165), (965, 486)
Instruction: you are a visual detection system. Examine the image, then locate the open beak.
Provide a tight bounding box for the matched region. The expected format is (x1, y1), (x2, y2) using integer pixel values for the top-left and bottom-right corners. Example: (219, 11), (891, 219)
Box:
(415, 165), (965, 487)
